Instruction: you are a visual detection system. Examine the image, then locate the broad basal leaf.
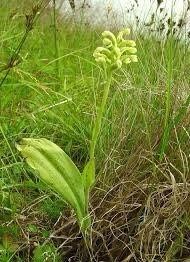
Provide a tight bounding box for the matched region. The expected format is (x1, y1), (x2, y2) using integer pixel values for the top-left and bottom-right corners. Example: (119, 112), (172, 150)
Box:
(16, 138), (89, 230)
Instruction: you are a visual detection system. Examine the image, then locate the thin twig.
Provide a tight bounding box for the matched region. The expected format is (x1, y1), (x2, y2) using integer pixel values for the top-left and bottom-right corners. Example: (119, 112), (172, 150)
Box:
(0, 0), (51, 88)
(53, 0), (60, 78)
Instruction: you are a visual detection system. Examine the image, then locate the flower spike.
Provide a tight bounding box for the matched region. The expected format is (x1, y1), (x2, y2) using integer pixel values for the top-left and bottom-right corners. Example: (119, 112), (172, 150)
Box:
(93, 28), (138, 71)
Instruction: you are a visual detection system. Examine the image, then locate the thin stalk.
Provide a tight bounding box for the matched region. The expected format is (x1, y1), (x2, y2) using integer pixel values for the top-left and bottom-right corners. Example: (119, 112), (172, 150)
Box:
(164, 93), (190, 143)
(172, 94), (190, 127)
(90, 70), (112, 160)
(159, 39), (173, 160)
(0, 28), (32, 88)
(0, 0), (51, 88)
(0, 33), (29, 74)
(53, 0), (60, 77)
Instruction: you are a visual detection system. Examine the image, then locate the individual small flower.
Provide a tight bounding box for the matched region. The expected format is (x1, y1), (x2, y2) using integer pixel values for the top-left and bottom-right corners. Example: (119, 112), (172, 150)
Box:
(123, 57), (131, 64)
(103, 38), (113, 48)
(117, 28), (131, 43)
(125, 47), (137, 54)
(93, 28), (138, 71)
(130, 55), (138, 62)
(111, 59), (122, 70)
(93, 47), (112, 65)
(125, 40), (136, 47)
(102, 31), (117, 46)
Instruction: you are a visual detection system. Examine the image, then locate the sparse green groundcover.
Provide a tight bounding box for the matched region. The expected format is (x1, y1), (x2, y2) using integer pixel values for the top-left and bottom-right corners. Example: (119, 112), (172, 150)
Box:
(1, 0), (190, 261)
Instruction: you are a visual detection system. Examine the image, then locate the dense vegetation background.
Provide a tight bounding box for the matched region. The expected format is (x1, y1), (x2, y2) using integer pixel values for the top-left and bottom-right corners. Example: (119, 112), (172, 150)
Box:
(1, 0), (190, 261)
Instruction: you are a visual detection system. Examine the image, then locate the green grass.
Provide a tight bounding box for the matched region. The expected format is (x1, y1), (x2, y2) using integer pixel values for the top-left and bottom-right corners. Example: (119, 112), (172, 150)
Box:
(1, 0), (190, 261)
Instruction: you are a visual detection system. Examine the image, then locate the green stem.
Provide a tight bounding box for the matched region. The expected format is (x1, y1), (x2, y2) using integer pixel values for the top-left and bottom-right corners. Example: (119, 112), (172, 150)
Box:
(83, 69), (112, 235)
(82, 69), (113, 236)
(90, 70), (112, 160)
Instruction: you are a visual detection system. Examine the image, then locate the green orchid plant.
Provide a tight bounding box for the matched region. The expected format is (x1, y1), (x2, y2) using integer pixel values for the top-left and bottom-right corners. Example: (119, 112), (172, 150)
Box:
(16, 28), (137, 235)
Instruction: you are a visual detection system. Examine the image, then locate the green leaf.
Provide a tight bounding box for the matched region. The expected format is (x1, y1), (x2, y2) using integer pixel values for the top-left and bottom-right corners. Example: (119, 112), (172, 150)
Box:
(82, 158), (95, 193)
(16, 138), (89, 230)
(2, 234), (19, 252)
(27, 224), (38, 233)
(32, 244), (61, 262)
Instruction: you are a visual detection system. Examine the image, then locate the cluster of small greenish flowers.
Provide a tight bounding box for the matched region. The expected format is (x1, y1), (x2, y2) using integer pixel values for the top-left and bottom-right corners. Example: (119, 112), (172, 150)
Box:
(93, 28), (137, 71)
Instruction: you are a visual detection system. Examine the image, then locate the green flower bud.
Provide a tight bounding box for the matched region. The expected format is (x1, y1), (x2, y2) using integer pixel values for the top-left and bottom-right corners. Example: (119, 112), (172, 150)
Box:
(103, 38), (113, 48)
(95, 57), (107, 64)
(123, 57), (131, 64)
(126, 47), (137, 54)
(113, 46), (122, 58)
(102, 31), (117, 46)
(119, 40), (136, 48)
(129, 55), (138, 62)
(111, 59), (122, 70)
(93, 47), (111, 58)
(94, 47), (108, 53)
(122, 28), (131, 35)
(120, 47), (129, 55)
(125, 40), (136, 47)
(117, 28), (131, 43)
(118, 28), (130, 38)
